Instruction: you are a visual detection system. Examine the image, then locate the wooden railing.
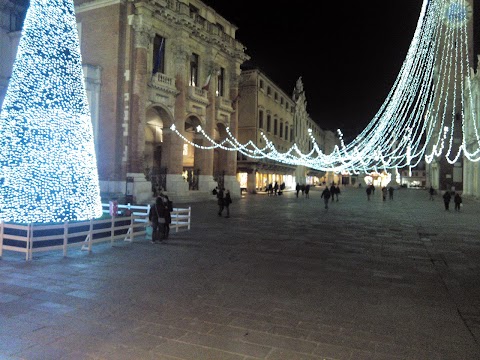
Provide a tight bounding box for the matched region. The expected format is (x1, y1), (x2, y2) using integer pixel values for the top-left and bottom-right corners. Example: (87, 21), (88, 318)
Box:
(0, 203), (191, 261)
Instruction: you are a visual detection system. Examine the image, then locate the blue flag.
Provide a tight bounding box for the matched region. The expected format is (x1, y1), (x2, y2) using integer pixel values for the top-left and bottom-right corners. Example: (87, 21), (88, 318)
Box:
(152, 37), (164, 76)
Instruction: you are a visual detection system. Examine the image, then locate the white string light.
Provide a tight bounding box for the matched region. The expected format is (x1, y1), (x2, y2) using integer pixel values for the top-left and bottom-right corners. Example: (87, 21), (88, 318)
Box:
(171, 0), (478, 175)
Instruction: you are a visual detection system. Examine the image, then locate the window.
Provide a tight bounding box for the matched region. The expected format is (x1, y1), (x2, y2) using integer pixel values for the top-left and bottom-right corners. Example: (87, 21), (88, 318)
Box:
(189, 53), (199, 87)
(280, 122), (283, 138)
(216, 67), (225, 97)
(274, 119), (278, 135)
(189, 4), (199, 17)
(286, 103), (289, 110)
(267, 86), (271, 96)
(274, 92), (278, 101)
(259, 110), (264, 129)
(290, 128), (294, 142)
(259, 79), (264, 89)
(280, 97), (284, 105)
(152, 35), (165, 75)
(267, 115), (271, 132)
(285, 125), (289, 141)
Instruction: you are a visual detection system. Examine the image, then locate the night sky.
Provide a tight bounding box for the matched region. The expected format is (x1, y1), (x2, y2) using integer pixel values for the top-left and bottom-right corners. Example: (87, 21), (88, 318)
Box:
(203, 0), (480, 139)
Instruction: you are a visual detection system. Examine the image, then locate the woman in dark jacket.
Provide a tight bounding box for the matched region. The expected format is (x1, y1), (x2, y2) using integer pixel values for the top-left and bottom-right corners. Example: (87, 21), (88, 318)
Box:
(149, 196), (164, 243)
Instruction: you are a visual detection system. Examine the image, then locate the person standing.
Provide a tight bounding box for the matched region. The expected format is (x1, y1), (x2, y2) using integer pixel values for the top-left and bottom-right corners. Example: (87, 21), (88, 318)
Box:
(295, 183), (300, 198)
(224, 189), (232, 217)
(454, 192), (462, 211)
(388, 186), (394, 200)
(217, 187), (225, 216)
(321, 186), (331, 209)
(159, 193), (172, 239)
(305, 184), (310, 198)
(148, 196), (164, 243)
(429, 186), (435, 200)
(442, 190), (452, 210)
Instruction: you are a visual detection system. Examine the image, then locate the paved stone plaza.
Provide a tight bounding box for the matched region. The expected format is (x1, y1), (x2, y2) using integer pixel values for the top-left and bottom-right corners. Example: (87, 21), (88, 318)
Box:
(1, 186), (480, 360)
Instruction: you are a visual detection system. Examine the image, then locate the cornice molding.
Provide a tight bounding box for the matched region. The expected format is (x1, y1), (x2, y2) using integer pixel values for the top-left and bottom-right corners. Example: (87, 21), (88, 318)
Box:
(75, 0), (125, 14)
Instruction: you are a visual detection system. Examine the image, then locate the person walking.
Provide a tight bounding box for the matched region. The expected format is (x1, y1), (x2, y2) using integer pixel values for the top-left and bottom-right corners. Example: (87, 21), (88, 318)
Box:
(454, 192), (462, 211)
(321, 186), (331, 210)
(295, 183), (300, 198)
(334, 185), (341, 201)
(217, 187), (225, 216)
(330, 184), (336, 203)
(429, 186), (435, 200)
(305, 184), (310, 198)
(388, 186), (394, 200)
(381, 186), (388, 201)
(366, 185), (372, 201)
(224, 189), (232, 217)
(442, 190), (452, 210)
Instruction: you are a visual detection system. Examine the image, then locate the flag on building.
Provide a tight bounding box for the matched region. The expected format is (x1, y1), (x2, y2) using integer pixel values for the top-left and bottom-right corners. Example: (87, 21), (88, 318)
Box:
(201, 70), (213, 91)
(152, 37), (164, 76)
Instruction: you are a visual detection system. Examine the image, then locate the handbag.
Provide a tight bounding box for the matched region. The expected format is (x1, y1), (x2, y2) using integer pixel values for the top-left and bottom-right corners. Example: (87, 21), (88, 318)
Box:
(145, 224), (153, 239)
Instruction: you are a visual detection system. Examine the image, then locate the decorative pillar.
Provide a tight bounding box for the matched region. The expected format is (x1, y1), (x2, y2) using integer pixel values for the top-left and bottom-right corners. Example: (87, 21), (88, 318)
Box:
(197, 61), (216, 192)
(126, 16), (153, 204)
(129, 19), (151, 174)
(223, 69), (241, 196)
(166, 44), (189, 194)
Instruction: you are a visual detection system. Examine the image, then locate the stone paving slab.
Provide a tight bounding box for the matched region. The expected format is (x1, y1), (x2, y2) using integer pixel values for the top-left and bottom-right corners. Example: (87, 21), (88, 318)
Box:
(1, 186), (480, 359)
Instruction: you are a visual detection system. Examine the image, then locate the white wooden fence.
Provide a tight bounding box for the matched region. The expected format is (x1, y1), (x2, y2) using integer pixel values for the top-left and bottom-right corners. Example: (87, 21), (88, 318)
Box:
(0, 203), (191, 261)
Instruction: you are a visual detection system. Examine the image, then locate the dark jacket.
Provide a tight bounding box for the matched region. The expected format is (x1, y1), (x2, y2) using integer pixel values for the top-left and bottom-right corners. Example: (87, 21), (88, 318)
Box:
(224, 192), (232, 206)
(217, 189), (224, 206)
(443, 191), (451, 202)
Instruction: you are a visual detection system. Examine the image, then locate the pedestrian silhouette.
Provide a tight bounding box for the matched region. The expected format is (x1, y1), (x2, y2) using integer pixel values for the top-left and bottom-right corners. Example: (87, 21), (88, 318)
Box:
(321, 186), (331, 209)
(388, 186), (394, 200)
(442, 190), (451, 210)
(454, 192), (462, 211)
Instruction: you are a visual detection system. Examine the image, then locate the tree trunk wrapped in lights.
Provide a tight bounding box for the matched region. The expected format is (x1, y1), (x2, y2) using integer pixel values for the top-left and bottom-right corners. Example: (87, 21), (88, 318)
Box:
(0, 0), (102, 223)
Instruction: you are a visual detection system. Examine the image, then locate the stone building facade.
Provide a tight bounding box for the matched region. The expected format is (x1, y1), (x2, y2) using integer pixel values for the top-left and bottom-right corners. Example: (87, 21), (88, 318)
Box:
(73, 0), (249, 203)
(463, 55), (480, 197)
(1, 0), (342, 204)
(237, 70), (339, 193)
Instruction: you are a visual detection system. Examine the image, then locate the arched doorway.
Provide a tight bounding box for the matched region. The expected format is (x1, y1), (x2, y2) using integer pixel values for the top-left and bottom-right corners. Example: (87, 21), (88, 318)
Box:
(145, 106), (172, 195)
(184, 115), (202, 190)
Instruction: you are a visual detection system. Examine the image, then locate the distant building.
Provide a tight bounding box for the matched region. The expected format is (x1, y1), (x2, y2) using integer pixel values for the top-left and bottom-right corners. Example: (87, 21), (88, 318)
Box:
(237, 70), (339, 192)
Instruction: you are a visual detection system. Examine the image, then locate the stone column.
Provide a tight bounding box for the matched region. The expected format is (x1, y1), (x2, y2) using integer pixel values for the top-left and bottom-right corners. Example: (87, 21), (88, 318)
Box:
(130, 20), (151, 174)
(247, 168), (257, 194)
(166, 44), (189, 194)
(127, 17), (154, 204)
(197, 62), (216, 192)
(223, 71), (241, 196)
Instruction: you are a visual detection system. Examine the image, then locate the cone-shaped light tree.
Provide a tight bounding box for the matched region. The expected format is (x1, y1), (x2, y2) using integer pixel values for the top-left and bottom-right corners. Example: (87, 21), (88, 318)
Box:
(0, 0), (103, 223)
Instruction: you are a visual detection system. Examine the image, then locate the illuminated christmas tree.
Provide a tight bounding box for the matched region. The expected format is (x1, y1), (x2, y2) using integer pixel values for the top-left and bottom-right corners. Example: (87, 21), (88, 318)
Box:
(0, 0), (102, 223)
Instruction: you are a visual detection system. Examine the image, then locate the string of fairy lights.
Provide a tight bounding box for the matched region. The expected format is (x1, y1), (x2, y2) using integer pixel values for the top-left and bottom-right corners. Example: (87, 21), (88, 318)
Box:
(0, 0), (103, 223)
(171, 0), (478, 174)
